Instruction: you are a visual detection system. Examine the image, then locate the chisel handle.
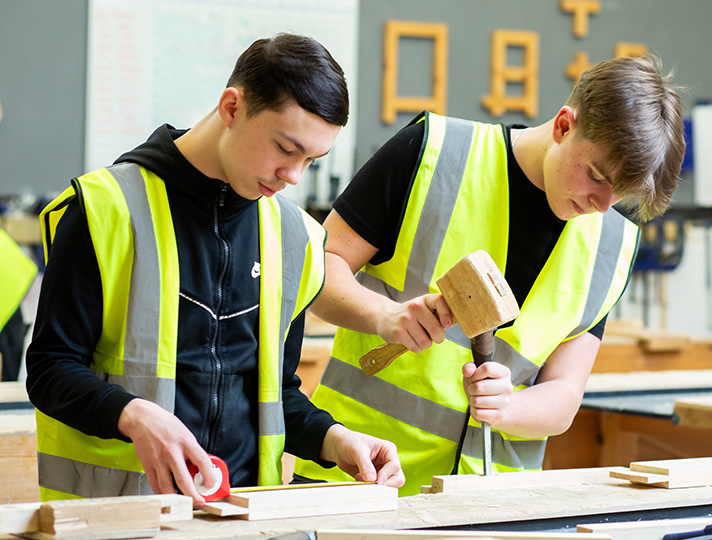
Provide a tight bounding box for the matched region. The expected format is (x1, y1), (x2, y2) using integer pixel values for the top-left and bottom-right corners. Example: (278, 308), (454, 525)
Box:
(470, 330), (494, 476)
(358, 342), (408, 376)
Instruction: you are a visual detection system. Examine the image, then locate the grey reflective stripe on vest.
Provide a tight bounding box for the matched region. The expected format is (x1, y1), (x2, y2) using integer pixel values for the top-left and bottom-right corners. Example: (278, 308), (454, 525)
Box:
(96, 163), (175, 410)
(38, 452), (153, 498)
(357, 116), (475, 300)
(566, 210), (627, 338)
(320, 357), (542, 469)
(258, 195), (309, 437)
(321, 357), (467, 443)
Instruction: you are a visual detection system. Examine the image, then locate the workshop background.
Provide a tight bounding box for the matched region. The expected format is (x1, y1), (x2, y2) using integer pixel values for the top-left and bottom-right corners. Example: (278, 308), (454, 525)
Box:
(1, 0), (712, 358)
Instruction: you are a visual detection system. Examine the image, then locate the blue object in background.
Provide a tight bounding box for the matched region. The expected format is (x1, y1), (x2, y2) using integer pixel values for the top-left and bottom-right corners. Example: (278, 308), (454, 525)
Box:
(682, 116), (694, 172)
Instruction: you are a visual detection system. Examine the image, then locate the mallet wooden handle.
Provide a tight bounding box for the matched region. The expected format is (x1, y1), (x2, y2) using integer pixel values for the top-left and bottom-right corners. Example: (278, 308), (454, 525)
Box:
(358, 343), (408, 376)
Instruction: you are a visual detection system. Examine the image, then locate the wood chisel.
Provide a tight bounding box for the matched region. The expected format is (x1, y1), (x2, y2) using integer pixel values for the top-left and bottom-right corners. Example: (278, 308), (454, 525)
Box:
(358, 250), (519, 475)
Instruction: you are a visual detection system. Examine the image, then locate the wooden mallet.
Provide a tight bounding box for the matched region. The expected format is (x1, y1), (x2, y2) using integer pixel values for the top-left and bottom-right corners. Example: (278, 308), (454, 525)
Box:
(358, 250), (520, 376)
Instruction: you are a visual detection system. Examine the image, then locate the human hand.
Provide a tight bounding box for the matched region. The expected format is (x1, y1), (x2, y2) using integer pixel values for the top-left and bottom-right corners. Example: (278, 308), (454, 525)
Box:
(117, 398), (216, 508)
(375, 293), (453, 353)
(320, 424), (405, 488)
(462, 361), (514, 426)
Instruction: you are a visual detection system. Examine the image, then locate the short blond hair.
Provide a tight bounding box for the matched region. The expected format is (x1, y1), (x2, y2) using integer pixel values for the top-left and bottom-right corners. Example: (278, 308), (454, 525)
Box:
(566, 56), (685, 223)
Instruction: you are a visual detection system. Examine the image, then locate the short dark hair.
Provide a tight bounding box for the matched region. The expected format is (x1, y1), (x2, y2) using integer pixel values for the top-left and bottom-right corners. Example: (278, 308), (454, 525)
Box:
(566, 55), (685, 222)
(227, 33), (349, 127)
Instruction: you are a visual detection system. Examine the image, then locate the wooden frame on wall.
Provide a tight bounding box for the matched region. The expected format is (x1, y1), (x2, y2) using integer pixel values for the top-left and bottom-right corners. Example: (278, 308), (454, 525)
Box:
(381, 20), (449, 124)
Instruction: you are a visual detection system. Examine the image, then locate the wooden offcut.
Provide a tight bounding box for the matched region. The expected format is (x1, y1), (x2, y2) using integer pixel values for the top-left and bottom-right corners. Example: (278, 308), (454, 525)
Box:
(610, 457), (712, 488)
(381, 20), (449, 124)
(202, 483), (398, 521)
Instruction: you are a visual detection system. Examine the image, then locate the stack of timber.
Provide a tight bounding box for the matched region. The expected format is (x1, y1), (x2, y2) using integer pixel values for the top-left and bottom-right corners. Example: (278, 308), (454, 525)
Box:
(201, 482), (398, 520)
(0, 382), (38, 503)
(0, 494), (191, 539)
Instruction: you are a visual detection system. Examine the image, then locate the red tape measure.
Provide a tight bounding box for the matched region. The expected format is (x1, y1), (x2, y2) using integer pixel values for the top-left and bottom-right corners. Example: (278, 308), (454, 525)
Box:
(188, 454), (230, 501)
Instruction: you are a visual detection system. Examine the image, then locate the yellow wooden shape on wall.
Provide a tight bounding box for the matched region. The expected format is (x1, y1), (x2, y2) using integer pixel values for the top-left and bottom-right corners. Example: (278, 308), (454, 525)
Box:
(566, 51), (592, 84)
(381, 20), (448, 124)
(560, 0), (601, 38)
(482, 30), (539, 118)
(615, 42), (648, 58)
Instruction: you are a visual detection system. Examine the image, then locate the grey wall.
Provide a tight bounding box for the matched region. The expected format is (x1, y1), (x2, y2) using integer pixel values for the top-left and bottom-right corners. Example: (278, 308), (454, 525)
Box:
(0, 0), (87, 198)
(1, 0), (711, 202)
(355, 0), (712, 206)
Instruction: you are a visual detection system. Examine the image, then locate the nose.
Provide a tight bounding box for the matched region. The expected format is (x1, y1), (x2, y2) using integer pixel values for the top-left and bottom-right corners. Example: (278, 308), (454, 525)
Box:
(276, 163), (302, 186)
(590, 185), (619, 214)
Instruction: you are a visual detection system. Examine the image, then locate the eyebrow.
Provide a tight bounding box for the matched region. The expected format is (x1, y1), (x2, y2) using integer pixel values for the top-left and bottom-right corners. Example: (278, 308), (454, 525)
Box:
(277, 131), (331, 159)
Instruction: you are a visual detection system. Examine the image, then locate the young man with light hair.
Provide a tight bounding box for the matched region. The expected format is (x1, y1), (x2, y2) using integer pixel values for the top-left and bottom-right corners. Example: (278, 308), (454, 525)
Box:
(294, 55), (685, 495)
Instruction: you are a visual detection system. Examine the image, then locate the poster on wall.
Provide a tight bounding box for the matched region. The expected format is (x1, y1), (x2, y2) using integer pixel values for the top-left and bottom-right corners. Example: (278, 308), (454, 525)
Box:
(85, 0), (358, 206)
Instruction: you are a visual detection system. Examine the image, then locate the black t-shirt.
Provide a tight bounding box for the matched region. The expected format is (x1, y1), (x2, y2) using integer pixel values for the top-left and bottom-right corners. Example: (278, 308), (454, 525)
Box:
(333, 119), (606, 338)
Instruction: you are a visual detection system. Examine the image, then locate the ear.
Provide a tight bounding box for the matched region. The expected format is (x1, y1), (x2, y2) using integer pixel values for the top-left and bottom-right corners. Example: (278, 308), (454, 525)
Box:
(217, 87), (246, 127)
(552, 106), (577, 143)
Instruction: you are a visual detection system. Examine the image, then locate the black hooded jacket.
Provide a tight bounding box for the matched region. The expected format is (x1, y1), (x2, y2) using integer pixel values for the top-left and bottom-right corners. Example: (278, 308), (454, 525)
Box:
(26, 125), (336, 487)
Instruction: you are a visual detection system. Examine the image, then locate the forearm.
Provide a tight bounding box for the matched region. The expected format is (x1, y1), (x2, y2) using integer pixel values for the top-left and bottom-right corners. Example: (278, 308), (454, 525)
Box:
(491, 380), (583, 439)
(487, 332), (599, 439)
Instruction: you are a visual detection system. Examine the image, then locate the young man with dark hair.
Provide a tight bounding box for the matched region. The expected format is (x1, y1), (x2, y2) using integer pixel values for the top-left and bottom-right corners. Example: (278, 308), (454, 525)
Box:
(294, 55), (685, 495)
(26, 33), (404, 507)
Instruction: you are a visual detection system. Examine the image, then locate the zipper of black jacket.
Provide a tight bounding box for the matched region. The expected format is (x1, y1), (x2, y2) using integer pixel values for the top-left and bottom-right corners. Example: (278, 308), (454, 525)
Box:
(204, 183), (230, 452)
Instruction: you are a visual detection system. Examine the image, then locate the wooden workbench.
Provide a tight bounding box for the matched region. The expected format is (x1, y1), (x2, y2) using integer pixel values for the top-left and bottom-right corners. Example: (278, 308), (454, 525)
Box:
(120, 471), (712, 539)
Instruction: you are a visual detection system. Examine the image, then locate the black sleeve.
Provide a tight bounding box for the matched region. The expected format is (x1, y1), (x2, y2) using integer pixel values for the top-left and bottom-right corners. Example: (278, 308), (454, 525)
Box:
(282, 312), (337, 466)
(25, 201), (137, 440)
(332, 120), (425, 265)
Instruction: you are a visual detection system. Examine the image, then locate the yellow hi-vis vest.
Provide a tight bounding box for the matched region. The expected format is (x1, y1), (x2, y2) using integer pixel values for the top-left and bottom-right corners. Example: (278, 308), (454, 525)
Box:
(295, 112), (639, 496)
(0, 228), (37, 331)
(36, 163), (325, 500)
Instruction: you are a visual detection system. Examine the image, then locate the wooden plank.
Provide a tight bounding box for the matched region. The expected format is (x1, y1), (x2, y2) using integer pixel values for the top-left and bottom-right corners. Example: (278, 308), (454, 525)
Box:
(0, 381), (30, 404)
(229, 481), (369, 494)
(577, 516), (712, 540)
(316, 530), (612, 540)
(585, 370), (712, 393)
(431, 467), (613, 493)
(205, 484), (397, 521)
(674, 396), (712, 429)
